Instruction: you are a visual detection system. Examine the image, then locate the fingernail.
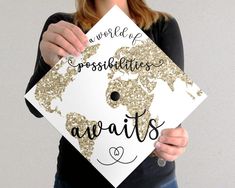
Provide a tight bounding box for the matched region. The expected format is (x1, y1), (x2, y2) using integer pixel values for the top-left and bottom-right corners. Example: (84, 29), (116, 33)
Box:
(74, 51), (80, 56)
(161, 130), (165, 136)
(84, 39), (89, 46)
(155, 142), (161, 149)
(80, 46), (85, 52)
(159, 136), (165, 142)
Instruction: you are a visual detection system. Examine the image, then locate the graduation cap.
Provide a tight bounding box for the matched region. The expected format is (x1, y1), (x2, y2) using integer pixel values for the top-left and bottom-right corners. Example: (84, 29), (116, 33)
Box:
(24, 5), (207, 187)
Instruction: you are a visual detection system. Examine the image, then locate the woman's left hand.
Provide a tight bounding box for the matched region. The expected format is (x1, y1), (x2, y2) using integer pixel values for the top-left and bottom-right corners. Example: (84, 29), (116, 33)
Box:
(153, 127), (189, 161)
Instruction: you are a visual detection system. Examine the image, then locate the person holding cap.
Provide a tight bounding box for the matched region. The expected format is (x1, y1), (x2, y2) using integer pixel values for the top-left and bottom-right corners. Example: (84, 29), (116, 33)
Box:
(25, 0), (189, 187)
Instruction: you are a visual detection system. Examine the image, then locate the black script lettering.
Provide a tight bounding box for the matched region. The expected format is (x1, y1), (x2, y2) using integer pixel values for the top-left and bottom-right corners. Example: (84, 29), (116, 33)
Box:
(108, 28), (114, 37)
(129, 33), (133, 40)
(114, 26), (121, 37)
(91, 62), (97, 71)
(85, 62), (91, 68)
(126, 109), (149, 142)
(101, 119), (133, 138)
(97, 32), (103, 40)
(70, 111), (165, 142)
(148, 119), (165, 140)
(89, 38), (95, 43)
(88, 26), (143, 44)
(132, 33), (142, 45)
(92, 121), (103, 137)
(71, 127), (86, 138)
(71, 122), (102, 140)
(104, 31), (109, 37)
(145, 62), (152, 71)
(97, 62), (103, 71)
(120, 27), (128, 38)
(108, 57), (115, 67)
(152, 59), (165, 68)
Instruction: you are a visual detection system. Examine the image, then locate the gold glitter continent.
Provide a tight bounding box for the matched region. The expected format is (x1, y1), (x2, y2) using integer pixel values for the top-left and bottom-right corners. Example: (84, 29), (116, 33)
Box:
(106, 38), (196, 139)
(197, 89), (203, 96)
(34, 44), (101, 161)
(106, 78), (158, 139)
(65, 112), (98, 161)
(111, 38), (193, 92)
(34, 44), (100, 115)
(82, 44), (100, 63)
(35, 57), (77, 115)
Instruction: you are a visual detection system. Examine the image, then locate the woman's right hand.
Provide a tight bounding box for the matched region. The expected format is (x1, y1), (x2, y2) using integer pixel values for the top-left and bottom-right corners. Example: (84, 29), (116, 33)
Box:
(40, 20), (88, 67)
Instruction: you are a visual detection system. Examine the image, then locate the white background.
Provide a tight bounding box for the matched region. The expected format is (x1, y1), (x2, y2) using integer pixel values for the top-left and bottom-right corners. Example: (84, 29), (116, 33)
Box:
(0, 0), (234, 187)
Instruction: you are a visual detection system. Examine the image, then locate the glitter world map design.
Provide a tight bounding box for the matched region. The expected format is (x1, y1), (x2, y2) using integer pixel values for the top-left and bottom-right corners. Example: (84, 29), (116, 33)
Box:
(24, 6), (207, 187)
(34, 39), (204, 160)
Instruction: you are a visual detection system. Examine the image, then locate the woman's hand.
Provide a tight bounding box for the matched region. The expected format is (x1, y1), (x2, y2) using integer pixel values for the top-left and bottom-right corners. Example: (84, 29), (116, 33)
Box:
(154, 127), (189, 161)
(40, 21), (88, 67)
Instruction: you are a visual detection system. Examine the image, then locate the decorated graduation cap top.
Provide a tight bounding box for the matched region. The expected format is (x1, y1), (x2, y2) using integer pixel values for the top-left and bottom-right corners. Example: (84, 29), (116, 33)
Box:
(25, 5), (207, 187)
